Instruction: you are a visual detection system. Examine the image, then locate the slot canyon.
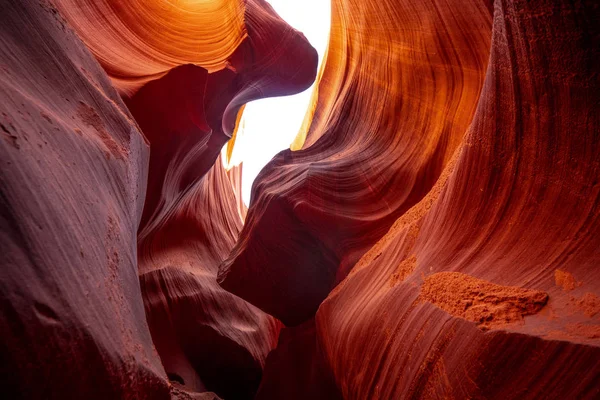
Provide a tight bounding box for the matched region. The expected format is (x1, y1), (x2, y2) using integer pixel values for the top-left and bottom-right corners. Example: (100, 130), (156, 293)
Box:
(1, 0), (599, 399)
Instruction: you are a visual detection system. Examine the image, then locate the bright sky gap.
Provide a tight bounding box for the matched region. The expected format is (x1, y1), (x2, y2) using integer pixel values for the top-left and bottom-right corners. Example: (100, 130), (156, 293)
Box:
(222, 0), (331, 206)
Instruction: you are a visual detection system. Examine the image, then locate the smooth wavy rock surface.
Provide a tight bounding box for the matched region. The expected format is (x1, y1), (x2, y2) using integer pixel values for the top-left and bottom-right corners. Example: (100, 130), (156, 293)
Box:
(138, 155), (279, 398)
(219, 0), (493, 326)
(124, 1), (317, 398)
(1, 0), (599, 398)
(0, 1), (169, 398)
(52, 0), (247, 94)
(305, 0), (599, 398)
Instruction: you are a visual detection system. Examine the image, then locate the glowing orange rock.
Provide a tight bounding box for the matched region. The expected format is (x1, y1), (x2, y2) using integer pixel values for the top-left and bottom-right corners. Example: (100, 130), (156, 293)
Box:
(53, 0), (247, 94)
(231, 0), (600, 398)
(219, 0), (493, 326)
(311, 0), (600, 398)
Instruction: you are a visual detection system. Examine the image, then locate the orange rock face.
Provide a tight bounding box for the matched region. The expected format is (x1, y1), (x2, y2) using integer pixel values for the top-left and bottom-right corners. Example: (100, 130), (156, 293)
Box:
(53, 0), (247, 94)
(218, 0), (493, 326)
(308, 0), (600, 398)
(1, 0), (599, 399)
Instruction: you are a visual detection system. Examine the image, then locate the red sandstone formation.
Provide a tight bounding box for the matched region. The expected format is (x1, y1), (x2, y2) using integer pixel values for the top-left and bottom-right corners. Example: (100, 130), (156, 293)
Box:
(1, 0), (599, 399)
(1, 0), (314, 398)
(0, 1), (169, 398)
(125, 1), (317, 396)
(53, 0), (247, 94)
(218, 0), (493, 326)
(308, 0), (600, 398)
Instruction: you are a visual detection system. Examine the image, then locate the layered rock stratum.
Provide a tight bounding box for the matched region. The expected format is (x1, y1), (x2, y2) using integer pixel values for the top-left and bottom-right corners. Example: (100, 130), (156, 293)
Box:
(1, 0), (598, 399)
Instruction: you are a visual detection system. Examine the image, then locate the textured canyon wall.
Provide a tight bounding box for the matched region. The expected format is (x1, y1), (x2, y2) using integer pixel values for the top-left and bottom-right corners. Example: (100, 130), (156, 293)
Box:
(0, 1), (169, 398)
(56, 0), (318, 397)
(1, 0), (315, 399)
(253, 0), (600, 398)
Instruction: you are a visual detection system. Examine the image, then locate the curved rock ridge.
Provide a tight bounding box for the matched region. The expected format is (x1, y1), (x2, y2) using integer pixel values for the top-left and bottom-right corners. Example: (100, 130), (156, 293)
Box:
(226, 161), (248, 222)
(309, 0), (600, 398)
(0, 1), (169, 398)
(123, 0), (318, 398)
(138, 155), (280, 398)
(128, 0), (318, 234)
(53, 0), (247, 94)
(219, 0), (493, 326)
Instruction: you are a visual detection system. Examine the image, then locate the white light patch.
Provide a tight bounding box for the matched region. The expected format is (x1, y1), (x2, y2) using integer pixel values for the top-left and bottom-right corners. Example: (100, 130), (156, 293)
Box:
(223, 0), (330, 206)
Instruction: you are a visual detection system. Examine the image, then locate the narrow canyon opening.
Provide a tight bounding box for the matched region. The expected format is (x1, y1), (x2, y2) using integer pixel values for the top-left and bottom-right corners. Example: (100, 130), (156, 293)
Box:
(222, 0), (331, 206)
